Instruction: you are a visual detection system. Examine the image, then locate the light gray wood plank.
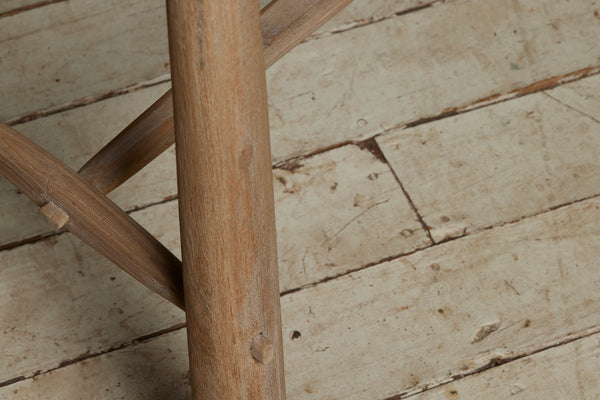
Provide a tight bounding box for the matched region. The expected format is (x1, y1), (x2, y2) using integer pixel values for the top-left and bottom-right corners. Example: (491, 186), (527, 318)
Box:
(377, 92), (600, 242)
(0, 93), (427, 263)
(0, 0), (443, 249)
(3, 0), (599, 139)
(1, 329), (191, 400)
(2, 196), (600, 399)
(274, 145), (430, 292)
(0, 144), (425, 384)
(312, 0), (437, 37)
(411, 334), (600, 399)
(0, 0), (430, 124)
(266, 0), (600, 162)
(0, 201), (184, 386)
(7, 329), (600, 400)
(0, 0), (171, 124)
(281, 196), (600, 399)
(2, 0), (599, 249)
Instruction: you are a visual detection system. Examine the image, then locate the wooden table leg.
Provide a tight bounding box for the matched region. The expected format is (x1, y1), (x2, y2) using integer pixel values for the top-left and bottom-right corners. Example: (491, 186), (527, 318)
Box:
(166, 0), (286, 398)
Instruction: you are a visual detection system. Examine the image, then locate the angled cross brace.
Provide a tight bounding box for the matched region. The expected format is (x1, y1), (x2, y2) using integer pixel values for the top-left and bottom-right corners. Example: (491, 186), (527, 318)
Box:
(0, 122), (185, 309)
(78, 0), (353, 195)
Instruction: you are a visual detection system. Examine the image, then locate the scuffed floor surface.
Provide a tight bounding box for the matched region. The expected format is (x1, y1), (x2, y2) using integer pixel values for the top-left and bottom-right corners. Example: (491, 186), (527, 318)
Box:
(1, 0), (600, 398)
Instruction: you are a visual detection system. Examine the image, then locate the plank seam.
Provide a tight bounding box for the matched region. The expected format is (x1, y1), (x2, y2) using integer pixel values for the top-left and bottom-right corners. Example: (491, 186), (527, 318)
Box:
(305, 0), (441, 41)
(9, 62), (597, 184)
(277, 66), (600, 169)
(281, 191), (600, 296)
(3, 138), (600, 259)
(0, 0), (66, 19)
(0, 194), (178, 254)
(3, 0), (446, 127)
(370, 133), (436, 244)
(0, 323), (186, 389)
(433, 192), (600, 247)
(3, 193), (600, 391)
(389, 326), (600, 399)
(542, 92), (600, 125)
(404, 66), (600, 130)
(5, 76), (172, 127)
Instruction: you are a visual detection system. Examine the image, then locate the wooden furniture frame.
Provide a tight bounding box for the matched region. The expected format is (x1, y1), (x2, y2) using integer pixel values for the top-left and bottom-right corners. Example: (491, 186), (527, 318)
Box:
(0, 0), (353, 397)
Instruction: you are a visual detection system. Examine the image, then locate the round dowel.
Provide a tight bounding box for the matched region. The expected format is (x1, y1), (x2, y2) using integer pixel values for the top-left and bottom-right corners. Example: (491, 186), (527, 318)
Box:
(167, 0), (286, 398)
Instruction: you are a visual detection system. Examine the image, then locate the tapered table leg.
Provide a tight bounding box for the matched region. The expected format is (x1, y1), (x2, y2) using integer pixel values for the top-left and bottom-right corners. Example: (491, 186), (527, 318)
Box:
(166, 0), (286, 398)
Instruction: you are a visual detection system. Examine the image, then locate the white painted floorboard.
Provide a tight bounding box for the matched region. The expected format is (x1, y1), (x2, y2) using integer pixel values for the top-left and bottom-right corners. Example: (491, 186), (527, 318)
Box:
(2, 196), (600, 399)
(1, 0), (600, 398)
(377, 90), (600, 242)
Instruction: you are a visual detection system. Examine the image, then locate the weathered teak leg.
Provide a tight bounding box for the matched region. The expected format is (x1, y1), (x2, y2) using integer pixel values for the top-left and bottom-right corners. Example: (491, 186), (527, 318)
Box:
(166, 0), (286, 398)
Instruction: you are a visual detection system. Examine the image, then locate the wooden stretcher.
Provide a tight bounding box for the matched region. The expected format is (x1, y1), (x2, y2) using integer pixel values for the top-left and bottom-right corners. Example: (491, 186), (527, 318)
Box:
(0, 0), (353, 398)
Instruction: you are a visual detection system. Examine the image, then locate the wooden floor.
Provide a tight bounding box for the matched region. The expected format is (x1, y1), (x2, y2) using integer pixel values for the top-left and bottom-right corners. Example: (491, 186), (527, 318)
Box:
(1, 0), (600, 398)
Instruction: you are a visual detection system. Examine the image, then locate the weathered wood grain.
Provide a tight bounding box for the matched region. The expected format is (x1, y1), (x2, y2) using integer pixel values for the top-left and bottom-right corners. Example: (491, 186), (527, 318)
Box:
(0, 200), (185, 387)
(0, 122), (184, 308)
(3, 196), (600, 398)
(266, 0), (600, 162)
(0, 0), (40, 14)
(261, 0), (273, 9)
(0, 329), (191, 400)
(274, 145), (430, 292)
(0, 0), (428, 125)
(2, 0), (599, 250)
(282, 196), (600, 399)
(0, 0), (171, 124)
(0, 0), (270, 20)
(0, 92), (432, 265)
(0, 144), (424, 386)
(411, 334), (600, 399)
(5, 0), (599, 133)
(0, 0), (60, 17)
(6, 329), (600, 400)
(377, 92), (600, 242)
(0, 0), (434, 248)
(167, 0), (285, 396)
(77, 90), (175, 195)
(0, 83), (172, 249)
(312, 0), (436, 37)
(1, 0), (598, 398)
(262, 0), (354, 69)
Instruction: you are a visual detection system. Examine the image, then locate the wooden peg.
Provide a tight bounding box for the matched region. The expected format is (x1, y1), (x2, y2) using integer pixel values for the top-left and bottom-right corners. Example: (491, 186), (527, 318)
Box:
(0, 122), (184, 309)
(39, 201), (70, 230)
(251, 333), (275, 365)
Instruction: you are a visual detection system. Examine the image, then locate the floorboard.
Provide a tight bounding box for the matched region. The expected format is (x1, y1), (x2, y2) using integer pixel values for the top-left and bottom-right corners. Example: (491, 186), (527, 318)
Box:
(0, 144), (427, 385)
(410, 332), (600, 400)
(377, 90), (600, 242)
(3, 196), (600, 398)
(1, 0), (599, 398)
(265, 0), (600, 161)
